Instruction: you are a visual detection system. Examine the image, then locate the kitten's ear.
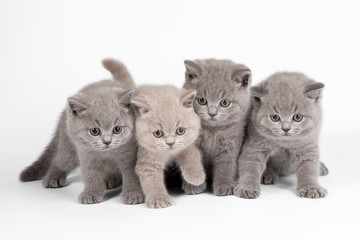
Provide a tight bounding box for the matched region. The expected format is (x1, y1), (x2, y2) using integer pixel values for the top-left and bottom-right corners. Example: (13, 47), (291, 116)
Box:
(180, 89), (197, 108)
(304, 82), (325, 102)
(113, 88), (134, 111)
(232, 67), (252, 87)
(184, 60), (202, 81)
(131, 96), (150, 116)
(67, 93), (89, 116)
(250, 86), (266, 101)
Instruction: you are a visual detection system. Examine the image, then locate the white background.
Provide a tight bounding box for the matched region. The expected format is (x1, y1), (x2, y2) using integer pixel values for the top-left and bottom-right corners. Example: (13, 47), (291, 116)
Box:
(1, 0), (359, 239)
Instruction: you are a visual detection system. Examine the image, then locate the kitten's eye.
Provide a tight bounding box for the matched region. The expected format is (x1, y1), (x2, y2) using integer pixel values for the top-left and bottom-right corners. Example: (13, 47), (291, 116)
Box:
(220, 99), (231, 107)
(176, 127), (186, 135)
(89, 128), (101, 136)
(270, 114), (280, 122)
(293, 114), (303, 122)
(113, 126), (122, 134)
(153, 130), (163, 138)
(198, 98), (207, 105)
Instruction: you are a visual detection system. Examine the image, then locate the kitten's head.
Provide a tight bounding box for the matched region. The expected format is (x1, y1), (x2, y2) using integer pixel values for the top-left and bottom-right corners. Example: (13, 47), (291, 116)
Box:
(250, 72), (324, 141)
(66, 81), (135, 151)
(132, 85), (200, 154)
(183, 59), (252, 127)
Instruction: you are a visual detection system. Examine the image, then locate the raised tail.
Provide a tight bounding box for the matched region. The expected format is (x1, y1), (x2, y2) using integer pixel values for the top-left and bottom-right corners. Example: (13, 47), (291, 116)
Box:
(102, 58), (136, 88)
(19, 130), (59, 182)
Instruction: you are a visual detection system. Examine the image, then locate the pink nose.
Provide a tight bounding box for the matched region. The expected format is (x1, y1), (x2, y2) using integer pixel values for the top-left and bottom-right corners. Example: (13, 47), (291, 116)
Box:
(167, 142), (175, 147)
(208, 113), (216, 118)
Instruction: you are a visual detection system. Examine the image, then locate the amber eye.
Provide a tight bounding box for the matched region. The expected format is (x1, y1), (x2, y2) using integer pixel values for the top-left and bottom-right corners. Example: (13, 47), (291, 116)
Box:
(198, 98), (207, 105)
(89, 128), (101, 136)
(113, 126), (122, 134)
(270, 114), (280, 122)
(293, 114), (303, 122)
(220, 99), (231, 107)
(176, 127), (186, 135)
(153, 130), (163, 138)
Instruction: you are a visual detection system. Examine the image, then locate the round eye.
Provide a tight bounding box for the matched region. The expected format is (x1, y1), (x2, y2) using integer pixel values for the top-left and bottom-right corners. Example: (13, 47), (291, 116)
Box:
(220, 99), (231, 107)
(198, 98), (207, 105)
(293, 114), (303, 122)
(89, 128), (101, 136)
(153, 130), (163, 138)
(270, 114), (280, 122)
(113, 126), (122, 134)
(176, 127), (186, 135)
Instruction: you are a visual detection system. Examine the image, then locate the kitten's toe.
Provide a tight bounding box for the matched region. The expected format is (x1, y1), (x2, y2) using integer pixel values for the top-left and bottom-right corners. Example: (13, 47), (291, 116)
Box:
(182, 181), (206, 195)
(234, 185), (260, 199)
(146, 196), (172, 209)
(78, 191), (104, 204)
(319, 162), (329, 176)
(121, 191), (145, 205)
(182, 171), (205, 186)
(298, 186), (327, 199)
(261, 172), (279, 185)
(42, 175), (66, 188)
(103, 178), (119, 190)
(213, 184), (234, 196)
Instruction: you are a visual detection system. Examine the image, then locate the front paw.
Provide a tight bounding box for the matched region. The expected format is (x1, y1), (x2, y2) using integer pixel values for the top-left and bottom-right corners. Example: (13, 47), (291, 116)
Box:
(78, 191), (104, 204)
(213, 184), (234, 196)
(42, 175), (66, 188)
(261, 172), (279, 185)
(182, 170), (205, 186)
(146, 195), (172, 209)
(234, 185), (260, 199)
(182, 181), (207, 195)
(121, 191), (145, 205)
(297, 186), (327, 199)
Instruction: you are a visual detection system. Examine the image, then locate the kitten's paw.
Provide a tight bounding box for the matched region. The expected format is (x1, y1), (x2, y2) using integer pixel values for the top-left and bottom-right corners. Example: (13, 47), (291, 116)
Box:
(297, 186), (327, 199)
(103, 178), (119, 190)
(261, 172), (279, 185)
(182, 170), (205, 186)
(78, 192), (104, 204)
(182, 181), (207, 195)
(42, 175), (66, 188)
(234, 185), (260, 199)
(146, 196), (172, 209)
(121, 191), (145, 205)
(213, 184), (234, 196)
(319, 162), (329, 176)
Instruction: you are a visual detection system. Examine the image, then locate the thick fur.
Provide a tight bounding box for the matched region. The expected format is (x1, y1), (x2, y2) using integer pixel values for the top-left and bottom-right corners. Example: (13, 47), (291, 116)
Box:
(183, 59), (252, 196)
(132, 85), (205, 208)
(234, 72), (328, 199)
(20, 61), (143, 204)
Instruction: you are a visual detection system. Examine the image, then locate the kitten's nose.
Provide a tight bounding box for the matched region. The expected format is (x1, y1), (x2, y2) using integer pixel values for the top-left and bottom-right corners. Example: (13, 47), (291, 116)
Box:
(208, 113), (217, 118)
(167, 142), (175, 147)
(102, 135), (112, 146)
(282, 128), (290, 133)
(282, 122), (291, 133)
(103, 140), (112, 146)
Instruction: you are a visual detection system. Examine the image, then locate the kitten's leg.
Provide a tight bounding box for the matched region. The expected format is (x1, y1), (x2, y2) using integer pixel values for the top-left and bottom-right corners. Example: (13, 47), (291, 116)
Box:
(295, 147), (327, 198)
(261, 161), (279, 185)
(319, 161), (329, 176)
(103, 161), (122, 190)
(42, 140), (78, 188)
(78, 152), (106, 204)
(234, 139), (269, 199)
(136, 151), (171, 208)
(118, 156), (144, 205)
(176, 145), (206, 194)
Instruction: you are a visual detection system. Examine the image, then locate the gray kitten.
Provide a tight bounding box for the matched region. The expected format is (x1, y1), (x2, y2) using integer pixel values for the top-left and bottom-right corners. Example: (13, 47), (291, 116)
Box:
(19, 59), (144, 204)
(183, 59), (252, 196)
(234, 72), (328, 199)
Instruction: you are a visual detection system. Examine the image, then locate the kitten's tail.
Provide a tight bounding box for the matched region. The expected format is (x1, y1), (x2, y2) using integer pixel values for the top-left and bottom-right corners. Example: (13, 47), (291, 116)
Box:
(19, 131), (59, 182)
(102, 58), (136, 88)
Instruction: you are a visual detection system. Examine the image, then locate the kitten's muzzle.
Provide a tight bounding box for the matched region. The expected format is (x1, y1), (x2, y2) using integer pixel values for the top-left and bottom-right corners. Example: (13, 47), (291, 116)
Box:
(102, 135), (112, 146)
(281, 122), (291, 133)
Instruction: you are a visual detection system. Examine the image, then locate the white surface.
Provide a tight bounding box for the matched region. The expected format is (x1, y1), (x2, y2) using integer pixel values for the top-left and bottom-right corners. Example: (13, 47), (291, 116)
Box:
(0, 0), (359, 239)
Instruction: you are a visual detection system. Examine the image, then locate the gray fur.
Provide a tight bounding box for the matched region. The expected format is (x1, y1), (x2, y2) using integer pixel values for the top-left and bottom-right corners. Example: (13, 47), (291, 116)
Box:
(183, 59), (252, 196)
(20, 60), (144, 204)
(234, 72), (328, 199)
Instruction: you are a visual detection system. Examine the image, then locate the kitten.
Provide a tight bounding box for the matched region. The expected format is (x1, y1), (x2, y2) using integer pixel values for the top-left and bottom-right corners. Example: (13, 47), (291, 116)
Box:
(19, 59), (144, 204)
(183, 59), (252, 196)
(234, 72), (328, 199)
(132, 85), (205, 208)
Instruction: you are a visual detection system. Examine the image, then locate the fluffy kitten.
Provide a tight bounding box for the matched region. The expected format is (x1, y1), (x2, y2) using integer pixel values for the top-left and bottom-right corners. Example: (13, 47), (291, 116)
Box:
(132, 85), (205, 208)
(234, 72), (328, 199)
(183, 59), (252, 196)
(19, 59), (144, 204)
